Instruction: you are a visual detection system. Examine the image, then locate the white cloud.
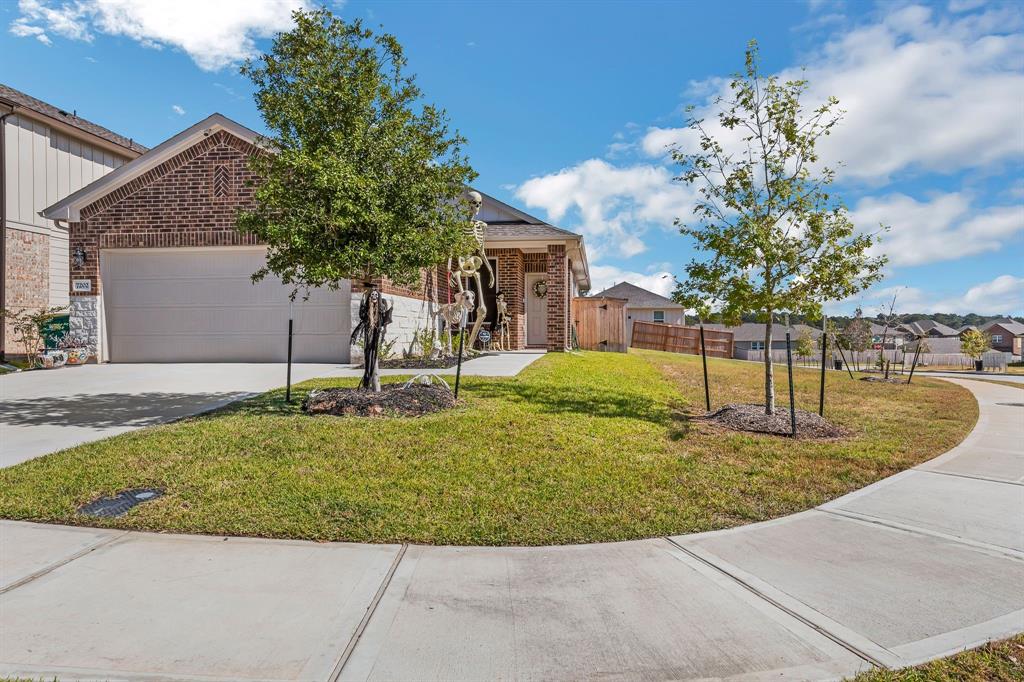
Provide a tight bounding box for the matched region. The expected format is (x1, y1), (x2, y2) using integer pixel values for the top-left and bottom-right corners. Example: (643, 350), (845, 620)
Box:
(10, 0), (309, 71)
(641, 4), (1024, 183)
(852, 192), (1024, 266)
(828, 274), (1024, 315)
(514, 159), (697, 258)
(590, 265), (675, 298)
(171, 104), (185, 116)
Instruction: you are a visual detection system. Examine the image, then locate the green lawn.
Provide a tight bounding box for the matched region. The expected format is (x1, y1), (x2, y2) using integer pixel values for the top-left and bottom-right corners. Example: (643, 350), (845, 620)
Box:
(0, 350), (976, 545)
(851, 635), (1024, 681)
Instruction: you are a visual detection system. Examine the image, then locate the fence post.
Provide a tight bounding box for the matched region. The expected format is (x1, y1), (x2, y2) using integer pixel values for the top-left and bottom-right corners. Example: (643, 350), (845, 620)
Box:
(786, 326), (797, 437)
(700, 323), (710, 412)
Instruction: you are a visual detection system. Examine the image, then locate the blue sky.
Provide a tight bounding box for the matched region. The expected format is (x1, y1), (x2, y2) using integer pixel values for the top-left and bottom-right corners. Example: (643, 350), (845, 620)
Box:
(4, 0), (1022, 315)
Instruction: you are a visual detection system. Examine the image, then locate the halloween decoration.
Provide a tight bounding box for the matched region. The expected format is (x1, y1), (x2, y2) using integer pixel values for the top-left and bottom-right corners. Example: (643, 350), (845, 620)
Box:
(495, 291), (510, 351)
(350, 286), (393, 391)
(448, 190), (493, 349)
(438, 289), (475, 355)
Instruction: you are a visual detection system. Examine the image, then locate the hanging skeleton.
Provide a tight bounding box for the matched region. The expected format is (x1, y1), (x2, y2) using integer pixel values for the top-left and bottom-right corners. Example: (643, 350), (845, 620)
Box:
(495, 291), (510, 351)
(447, 190), (494, 350)
(350, 286), (393, 391)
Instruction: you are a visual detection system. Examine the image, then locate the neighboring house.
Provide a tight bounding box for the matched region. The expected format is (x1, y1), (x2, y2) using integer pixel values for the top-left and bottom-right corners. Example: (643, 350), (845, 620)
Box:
(40, 113), (589, 363)
(898, 319), (959, 339)
(956, 324), (978, 335)
(705, 322), (822, 356)
(980, 318), (1024, 356)
(868, 322), (905, 349)
(1, 84), (145, 357)
(593, 282), (685, 345)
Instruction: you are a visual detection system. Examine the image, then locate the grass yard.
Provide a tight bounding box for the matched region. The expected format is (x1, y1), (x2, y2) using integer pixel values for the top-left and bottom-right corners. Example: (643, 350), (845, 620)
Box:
(0, 350), (976, 545)
(850, 635), (1024, 681)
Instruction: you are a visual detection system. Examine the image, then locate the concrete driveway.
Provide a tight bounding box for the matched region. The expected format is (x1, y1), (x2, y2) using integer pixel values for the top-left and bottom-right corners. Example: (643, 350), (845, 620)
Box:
(0, 353), (544, 468)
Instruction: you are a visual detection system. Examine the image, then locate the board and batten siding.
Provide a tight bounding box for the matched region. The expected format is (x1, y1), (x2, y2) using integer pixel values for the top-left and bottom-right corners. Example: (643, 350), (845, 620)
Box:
(3, 114), (129, 307)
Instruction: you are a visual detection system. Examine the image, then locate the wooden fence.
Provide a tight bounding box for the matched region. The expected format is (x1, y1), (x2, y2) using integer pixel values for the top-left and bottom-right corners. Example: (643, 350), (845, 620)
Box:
(572, 296), (627, 352)
(630, 321), (734, 358)
(738, 348), (1010, 372)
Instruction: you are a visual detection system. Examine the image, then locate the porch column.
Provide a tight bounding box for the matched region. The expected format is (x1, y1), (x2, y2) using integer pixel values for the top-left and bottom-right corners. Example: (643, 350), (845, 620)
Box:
(546, 244), (568, 351)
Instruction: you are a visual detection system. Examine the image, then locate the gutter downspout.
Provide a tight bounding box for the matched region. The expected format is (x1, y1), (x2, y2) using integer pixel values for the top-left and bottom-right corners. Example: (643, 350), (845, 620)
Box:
(0, 103), (18, 361)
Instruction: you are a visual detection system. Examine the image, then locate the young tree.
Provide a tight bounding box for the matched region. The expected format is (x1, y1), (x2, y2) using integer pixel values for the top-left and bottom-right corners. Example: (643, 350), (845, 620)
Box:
(671, 42), (886, 414)
(960, 329), (991, 360)
(795, 328), (815, 359)
(237, 9), (476, 391)
(843, 308), (872, 371)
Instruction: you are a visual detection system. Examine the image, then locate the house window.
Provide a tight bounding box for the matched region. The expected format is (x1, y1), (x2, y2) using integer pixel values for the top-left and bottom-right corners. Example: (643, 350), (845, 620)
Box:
(751, 341), (765, 350)
(653, 310), (665, 323)
(992, 334), (1003, 344)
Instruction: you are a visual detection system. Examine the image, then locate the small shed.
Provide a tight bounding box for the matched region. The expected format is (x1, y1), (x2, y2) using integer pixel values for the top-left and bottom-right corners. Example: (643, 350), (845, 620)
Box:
(573, 296), (627, 352)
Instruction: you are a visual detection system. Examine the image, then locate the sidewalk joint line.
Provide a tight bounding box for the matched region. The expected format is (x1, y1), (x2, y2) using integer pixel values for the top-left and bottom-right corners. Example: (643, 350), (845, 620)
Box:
(914, 468), (1023, 487)
(329, 542), (408, 681)
(819, 508), (1024, 562)
(0, 530), (129, 595)
(663, 536), (888, 669)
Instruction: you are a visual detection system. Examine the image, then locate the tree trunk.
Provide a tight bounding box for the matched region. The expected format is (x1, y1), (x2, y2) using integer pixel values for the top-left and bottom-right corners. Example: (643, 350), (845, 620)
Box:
(763, 317), (776, 415)
(369, 351), (381, 392)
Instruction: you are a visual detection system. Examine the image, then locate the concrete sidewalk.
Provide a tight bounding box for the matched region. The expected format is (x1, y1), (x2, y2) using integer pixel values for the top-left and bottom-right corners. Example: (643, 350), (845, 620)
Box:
(0, 352), (543, 468)
(1, 378), (1021, 680)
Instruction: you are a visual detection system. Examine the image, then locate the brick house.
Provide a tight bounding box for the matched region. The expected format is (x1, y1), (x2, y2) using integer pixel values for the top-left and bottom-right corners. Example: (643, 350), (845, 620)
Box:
(1, 84), (145, 358)
(980, 319), (1024, 357)
(41, 113), (589, 363)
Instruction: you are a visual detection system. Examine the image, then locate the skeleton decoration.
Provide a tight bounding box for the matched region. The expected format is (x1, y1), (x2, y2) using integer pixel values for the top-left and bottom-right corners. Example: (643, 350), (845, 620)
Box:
(350, 286), (393, 391)
(495, 291), (510, 351)
(447, 190), (494, 349)
(438, 289), (475, 355)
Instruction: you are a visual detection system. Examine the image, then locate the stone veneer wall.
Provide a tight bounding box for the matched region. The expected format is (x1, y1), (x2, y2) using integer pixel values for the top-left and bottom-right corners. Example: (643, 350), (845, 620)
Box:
(4, 229), (50, 354)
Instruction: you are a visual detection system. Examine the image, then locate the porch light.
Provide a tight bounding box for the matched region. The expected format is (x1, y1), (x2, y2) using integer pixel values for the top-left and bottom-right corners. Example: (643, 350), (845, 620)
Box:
(72, 246), (87, 268)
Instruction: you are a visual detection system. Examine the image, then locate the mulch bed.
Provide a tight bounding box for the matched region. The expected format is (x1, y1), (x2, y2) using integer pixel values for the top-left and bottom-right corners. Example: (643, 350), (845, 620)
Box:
(696, 403), (846, 439)
(860, 376), (906, 384)
(302, 383), (457, 417)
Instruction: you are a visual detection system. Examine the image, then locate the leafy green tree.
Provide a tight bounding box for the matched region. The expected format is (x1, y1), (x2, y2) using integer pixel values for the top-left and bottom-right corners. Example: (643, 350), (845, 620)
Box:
(795, 328), (815, 358)
(671, 42), (886, 414)
(237, 9), (476, 390)
(960, 329), (991, 360)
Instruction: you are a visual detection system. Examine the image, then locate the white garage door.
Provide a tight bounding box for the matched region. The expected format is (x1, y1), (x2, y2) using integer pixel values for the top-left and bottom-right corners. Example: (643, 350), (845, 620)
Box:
(101, 247), (350, 363)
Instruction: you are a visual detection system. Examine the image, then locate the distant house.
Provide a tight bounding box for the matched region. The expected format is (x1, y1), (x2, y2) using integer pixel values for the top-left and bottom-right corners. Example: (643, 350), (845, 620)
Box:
(898, 319), (959, 339)
(869, 322), (904, 349)
(705, 322), (822, 357)
(593, 282), (686, 346)
(980, 319), (1024, 356)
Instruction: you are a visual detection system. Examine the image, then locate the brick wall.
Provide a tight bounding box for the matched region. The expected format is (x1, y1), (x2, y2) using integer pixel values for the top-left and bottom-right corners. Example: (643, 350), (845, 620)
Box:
(4, 228), (50, 354)
(524, 252), (546, 273)
(546, 244), (568, 351)
(71, 130), (262, 294)
(493, 248), (525, 349)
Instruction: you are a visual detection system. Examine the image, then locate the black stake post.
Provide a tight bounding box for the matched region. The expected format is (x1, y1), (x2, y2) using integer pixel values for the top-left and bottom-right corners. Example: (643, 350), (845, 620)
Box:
(699, 323), (711, 411)
(834, 339), (855, 379)
(819, 316), (827, 417)
(785, 329), (797, 437)
(454, 314), (467, 399)
(906, 341), (923, 385)
(285, 316), (294, 403)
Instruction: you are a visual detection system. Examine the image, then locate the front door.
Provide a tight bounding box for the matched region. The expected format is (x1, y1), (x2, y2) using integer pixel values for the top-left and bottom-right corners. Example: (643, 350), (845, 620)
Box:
(525, 273), (548, 347)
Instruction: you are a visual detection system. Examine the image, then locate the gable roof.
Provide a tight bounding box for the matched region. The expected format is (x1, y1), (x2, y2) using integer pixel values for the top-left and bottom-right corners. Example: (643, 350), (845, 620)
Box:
(594, 281), (681, 308)
(41, 113), (261, 222)
(899, 319), (959, 337)
(1, 83), (147, 155)
(980, 318), (1024, 336)
(484, 222), (582, 241)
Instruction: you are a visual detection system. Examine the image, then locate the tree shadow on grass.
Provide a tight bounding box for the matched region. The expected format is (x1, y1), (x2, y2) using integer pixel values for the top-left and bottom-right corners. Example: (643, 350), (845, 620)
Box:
(0, 392), (252, 429)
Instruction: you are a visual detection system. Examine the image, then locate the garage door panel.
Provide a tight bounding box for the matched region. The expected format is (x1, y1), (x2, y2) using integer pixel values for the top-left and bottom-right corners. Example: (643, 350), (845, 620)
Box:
(101, 249), (350, 363)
